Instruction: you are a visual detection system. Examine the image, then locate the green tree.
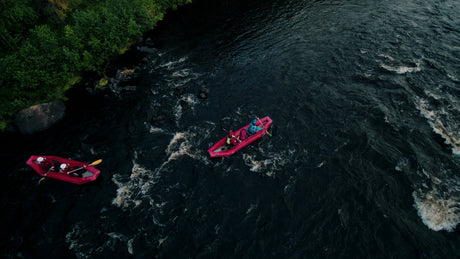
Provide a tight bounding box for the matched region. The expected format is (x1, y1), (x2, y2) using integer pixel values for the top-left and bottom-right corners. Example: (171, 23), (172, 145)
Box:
(0, 24), (80, 125)
(0, 0), (192, 131)
(0, 0), (38, 52)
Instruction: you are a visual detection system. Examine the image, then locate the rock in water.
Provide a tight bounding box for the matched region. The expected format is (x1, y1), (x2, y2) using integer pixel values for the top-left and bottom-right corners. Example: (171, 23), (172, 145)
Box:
(14, 101), (66, 134)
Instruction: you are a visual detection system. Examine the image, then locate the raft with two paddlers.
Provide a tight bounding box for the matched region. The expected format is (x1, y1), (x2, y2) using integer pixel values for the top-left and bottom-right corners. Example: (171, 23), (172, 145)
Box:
(26, 155), (102, 185)
(208, 116), (273, 158)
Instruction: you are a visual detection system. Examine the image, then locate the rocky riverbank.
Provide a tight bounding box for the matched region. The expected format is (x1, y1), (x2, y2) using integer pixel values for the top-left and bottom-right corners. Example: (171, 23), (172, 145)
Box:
(11, 36), (210, 135)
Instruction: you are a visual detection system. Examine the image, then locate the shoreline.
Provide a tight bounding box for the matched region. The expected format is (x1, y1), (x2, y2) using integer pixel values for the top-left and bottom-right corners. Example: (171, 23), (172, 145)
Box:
(0, 0), (193, 132)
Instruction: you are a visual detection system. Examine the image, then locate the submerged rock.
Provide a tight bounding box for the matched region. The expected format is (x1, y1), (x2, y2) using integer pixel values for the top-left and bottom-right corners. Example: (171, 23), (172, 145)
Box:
(14, 101), (66, 134)
(138, 46), (158, 54)
(198, 85), (210, 99)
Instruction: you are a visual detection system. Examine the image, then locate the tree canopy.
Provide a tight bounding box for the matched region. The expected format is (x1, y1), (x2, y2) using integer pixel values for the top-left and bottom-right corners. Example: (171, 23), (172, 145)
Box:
(0, 0), (191, 130)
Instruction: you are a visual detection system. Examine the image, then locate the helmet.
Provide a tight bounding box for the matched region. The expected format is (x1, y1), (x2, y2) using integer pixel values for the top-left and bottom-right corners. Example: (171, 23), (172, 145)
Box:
(37, 157), (44, 163)
(60, 164), (67, 170)
(251, 119), (257, 125)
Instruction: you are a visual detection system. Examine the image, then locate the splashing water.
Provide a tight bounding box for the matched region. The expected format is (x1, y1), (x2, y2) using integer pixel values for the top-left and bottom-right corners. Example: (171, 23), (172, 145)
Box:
(413, 190), (460, 232)
(242, 148), (293, 177)
(378, 54), (422, 74)
(381, 63), (422, 74)
(159, 56), (188, 70)
(112, 162), (156, 209)
(112, 131), (203, 211)
(415, 96), (460, 155)
(166, 132), (198, 162)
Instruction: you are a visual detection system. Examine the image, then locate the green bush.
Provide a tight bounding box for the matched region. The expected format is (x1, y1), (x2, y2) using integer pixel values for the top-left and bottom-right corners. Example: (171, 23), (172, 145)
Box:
(0, 0), (191, 131)
(0, 0), (38, 51)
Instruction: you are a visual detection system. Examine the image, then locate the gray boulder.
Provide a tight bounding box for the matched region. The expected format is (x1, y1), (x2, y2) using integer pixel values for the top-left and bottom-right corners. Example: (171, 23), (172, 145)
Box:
(14, 101), (66, 134)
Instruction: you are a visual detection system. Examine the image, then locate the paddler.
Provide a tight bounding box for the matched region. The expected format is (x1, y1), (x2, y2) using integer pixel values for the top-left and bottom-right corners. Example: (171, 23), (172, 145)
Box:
(226, 131), (240, 146)
(35, 156), (53, 171)
(247, 119), (263, 136)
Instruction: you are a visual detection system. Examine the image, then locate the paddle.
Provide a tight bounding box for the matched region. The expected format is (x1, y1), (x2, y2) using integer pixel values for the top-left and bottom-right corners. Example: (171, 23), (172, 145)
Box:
(38, 166), (55, 183)
(257, 117), (272, 136)
(222, 128), (241, 143)
(67, 159), (103, 175)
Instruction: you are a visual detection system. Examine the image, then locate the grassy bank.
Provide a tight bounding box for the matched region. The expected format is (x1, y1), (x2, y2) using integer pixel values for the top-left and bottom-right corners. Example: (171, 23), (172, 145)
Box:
(0, 0), (191, 130)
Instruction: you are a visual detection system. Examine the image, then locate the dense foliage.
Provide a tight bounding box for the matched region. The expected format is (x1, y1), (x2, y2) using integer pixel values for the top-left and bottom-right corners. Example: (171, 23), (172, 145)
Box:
(0, 0), (191, 130)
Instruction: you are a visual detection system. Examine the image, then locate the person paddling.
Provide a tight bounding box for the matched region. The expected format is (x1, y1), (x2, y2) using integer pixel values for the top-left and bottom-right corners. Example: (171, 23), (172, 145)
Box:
(247, 119), (263, 136)
(239, 128), (247, 141)
(60, 163), (70, 174)
(226, 131), (240, 146)
(35, 156), (52, 171)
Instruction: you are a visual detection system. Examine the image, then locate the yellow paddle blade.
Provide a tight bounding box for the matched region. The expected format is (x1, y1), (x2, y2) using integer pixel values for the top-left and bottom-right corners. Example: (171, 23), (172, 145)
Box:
(90, 159), (102, 166)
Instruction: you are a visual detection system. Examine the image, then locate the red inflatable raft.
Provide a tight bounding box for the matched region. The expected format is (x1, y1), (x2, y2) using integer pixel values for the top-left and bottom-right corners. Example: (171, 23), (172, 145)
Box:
(208, 116), (273, 158)
(26, 155), (101, 185)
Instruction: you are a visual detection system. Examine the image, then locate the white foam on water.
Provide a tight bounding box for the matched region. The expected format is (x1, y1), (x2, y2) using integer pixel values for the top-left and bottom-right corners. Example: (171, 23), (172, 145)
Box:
(165, 132), (198, 162)
(246, 203), (258, 214)
(377, 53), (422, 74)
(66, 223), (88, 258)
(182, 94), (199, 106)
(243, 154), (260, 171)
(317, 161), (325, 168)
(381, 62), (422, 74)
(414, 96), (460, 155)
(67, 221), (138, 258)
(172, 68), (192, 77)
(66, 222), (107, 259)
(453, 148), (460, 156)
(378, 53), (395, 61)
(159, 56), (188, 70)
(158, 236), (168, 247)
(413, 190), (460, 232)
(173, 95), (199, 123)
(424, 89), (442, 100)
(363, 72), (373, 78)
(112, 185), (134, 209)
(127, 238), (134, 255)
(395, 158), (409, 172)
(112, 162), (157, 209)
(106, 231), (137, 255)
(106, 232), (127, 240)
(168, 77), (193, 88)
(447, 73), (458, 82)
(173, 102), (183, 122)
(145, 122), (164, 134)
(242, 148), (292, 177)
(214, 225), (221, 235)
(112, 129), (208, 213)
(104, 129), (210, 257)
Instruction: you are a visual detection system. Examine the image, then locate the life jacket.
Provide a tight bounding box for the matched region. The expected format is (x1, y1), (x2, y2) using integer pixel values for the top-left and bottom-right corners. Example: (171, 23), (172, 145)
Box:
(230, 136), (239, 145)
(239, 129), (247, 141)
(248, 124), (262, 134)
(36, 159), (52, 171)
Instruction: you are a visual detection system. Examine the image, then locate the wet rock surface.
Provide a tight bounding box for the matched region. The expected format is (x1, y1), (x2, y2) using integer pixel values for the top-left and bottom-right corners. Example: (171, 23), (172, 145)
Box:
(13, 101), (66, 134)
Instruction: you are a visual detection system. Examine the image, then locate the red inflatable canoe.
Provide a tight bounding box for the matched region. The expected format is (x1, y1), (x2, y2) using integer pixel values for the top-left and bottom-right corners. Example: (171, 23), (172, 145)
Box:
(26, 155), (101, 185)
(208, 116), (273, 158)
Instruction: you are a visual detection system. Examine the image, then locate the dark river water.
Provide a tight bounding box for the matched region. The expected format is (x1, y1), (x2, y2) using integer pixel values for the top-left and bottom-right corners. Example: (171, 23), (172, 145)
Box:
(2, 0), (460, 258)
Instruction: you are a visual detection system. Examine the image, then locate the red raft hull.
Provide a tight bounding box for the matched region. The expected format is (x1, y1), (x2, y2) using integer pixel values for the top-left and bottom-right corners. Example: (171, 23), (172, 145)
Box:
(26, 155), (101, 185)
(208, 116), (273, 158)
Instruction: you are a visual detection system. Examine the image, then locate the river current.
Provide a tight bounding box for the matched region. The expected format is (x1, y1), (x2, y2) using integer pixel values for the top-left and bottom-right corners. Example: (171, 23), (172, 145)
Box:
(1, 0), (460, 258)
